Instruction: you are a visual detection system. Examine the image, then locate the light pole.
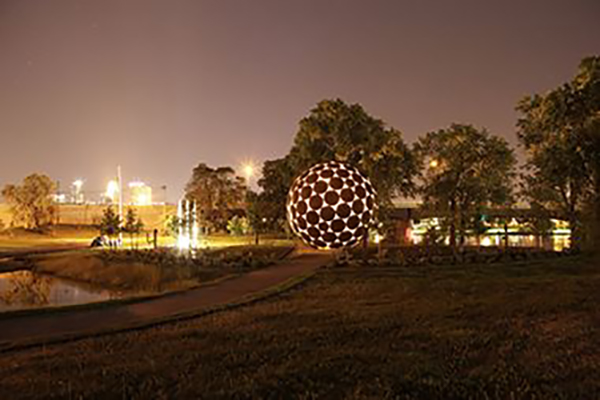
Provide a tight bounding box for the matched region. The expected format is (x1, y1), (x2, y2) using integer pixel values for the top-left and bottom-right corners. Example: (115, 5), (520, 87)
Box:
(243, 163), (254, 244)
(117, 166), (123, 247)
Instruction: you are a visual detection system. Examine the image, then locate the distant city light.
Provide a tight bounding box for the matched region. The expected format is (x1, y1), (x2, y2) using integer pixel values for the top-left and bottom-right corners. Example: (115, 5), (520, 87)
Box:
(72, 179), (84, 204)
(129, 181), (152, 205)
(481, 236), (493, 247)
(374, 233), (382, 244)
(105, 180), (119, 203)
(53, 193), (67, 203)
(429, 159), (439, 168)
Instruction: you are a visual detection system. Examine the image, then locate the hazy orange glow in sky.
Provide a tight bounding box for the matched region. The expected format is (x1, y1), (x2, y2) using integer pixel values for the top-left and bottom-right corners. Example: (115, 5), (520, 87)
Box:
(0, 0), (598, 200)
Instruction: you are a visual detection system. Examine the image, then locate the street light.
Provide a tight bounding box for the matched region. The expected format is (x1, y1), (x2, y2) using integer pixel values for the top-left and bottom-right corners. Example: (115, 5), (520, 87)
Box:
(243, 163), (254, 182)
(241, 162), (255, 244)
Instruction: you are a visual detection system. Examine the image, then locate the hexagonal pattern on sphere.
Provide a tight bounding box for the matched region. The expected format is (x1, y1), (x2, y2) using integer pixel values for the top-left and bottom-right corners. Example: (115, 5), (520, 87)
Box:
(287, 161), (377, 249)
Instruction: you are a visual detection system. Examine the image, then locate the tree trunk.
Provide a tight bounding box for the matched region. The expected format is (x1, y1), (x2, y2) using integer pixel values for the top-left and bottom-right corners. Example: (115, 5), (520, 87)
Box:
(449, 199), (457, 249)
(594, 162), (600, 257)
(568, 214), (581, 252)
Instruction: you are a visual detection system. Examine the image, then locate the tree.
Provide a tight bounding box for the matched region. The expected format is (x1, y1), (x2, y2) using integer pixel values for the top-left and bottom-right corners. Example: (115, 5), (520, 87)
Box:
(246, 190), (281, 244)
(414, 124), (516, 249)
(99, 206), (121, 247)
(227, 216), (250, 236)
(258, 99), (418, 233)
(164, 215), (184, 239)
(256, 158), (296, 231)
(521, 206), (554, 249)
(1, 173), (57, 230)
(185, 163), (246, 232)
(123, 208), (144, 249)
(517, 56), (600, 251)
(288, 99), (417, 205)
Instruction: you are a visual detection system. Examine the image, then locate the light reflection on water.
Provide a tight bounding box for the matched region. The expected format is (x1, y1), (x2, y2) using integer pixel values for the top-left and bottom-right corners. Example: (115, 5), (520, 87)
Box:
(0, 270), (123, 312)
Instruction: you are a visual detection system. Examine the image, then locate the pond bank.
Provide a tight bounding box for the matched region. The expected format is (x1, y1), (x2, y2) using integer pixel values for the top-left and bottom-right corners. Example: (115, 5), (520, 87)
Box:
(0, 251), (329, 352)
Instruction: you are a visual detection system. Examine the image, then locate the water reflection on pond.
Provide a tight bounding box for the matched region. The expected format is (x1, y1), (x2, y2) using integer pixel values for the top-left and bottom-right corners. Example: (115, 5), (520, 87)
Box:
(0, 270), (124, 312)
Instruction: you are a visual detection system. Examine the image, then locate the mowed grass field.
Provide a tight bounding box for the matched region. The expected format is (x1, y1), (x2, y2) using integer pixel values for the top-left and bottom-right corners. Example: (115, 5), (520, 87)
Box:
(0, 256), (599, 399)
(0, 225), (292, 252)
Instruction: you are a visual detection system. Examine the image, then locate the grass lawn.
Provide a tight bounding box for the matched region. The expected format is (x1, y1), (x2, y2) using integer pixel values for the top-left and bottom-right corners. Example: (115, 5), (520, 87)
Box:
(0, 226), (293, 251)
(0, 256), (599, 399)
(0, 227), (96, 250)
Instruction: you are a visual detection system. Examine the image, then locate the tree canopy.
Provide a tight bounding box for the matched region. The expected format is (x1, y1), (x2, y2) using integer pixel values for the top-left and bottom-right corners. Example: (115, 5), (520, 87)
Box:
(415, 123), (516, 247)
(517, 56), (600, 250)
(256, 157), (296, 228)
(288, 99), (417, 204)
(99, 205), (121, 239)
(123, 208), (144, 248)
(185, 163), (246, 232)
(1, 173), (57, 230)
(258, 99), (418, 230)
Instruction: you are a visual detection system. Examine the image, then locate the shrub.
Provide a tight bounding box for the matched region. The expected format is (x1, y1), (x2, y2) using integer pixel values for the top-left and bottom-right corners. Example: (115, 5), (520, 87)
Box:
(227, 216), (250, 236)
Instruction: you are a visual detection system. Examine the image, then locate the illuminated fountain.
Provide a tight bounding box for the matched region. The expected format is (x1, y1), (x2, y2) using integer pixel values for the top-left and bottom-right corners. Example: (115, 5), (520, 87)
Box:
(177, 199), (200, 251)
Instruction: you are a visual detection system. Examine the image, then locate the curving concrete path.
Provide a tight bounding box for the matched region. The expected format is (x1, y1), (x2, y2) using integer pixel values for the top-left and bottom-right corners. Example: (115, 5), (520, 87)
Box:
(0, 251), (331, 352)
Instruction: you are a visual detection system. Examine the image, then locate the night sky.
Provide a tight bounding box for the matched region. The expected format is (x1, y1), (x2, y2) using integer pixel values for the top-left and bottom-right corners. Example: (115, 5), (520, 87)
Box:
(0, 0), (598, 200)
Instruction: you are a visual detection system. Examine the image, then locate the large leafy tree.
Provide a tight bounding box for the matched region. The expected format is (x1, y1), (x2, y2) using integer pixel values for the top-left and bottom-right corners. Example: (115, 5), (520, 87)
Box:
(288, 99), (417, 204)
(258, 99), (417, 230)
(517, 56), (600, 251)
(185, 163), (246, 232)
(415, 124), (516, 248)
(1, 173), (57, 230)
(256, 157), (296, 229)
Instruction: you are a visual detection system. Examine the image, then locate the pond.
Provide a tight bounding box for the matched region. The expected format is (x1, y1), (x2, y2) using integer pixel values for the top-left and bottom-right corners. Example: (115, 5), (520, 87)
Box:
(0, 270), (124, 312)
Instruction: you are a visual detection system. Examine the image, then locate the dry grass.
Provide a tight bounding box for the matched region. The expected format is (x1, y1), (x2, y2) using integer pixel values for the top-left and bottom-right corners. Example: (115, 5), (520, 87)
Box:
(32, 245), (293, 293)
(34, 253), (198, 293)
(0, 256), (599, 399)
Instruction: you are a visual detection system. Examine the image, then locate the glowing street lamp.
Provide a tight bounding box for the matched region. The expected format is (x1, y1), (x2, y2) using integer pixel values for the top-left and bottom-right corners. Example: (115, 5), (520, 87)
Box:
(243, 163), (254, 181)
(429, 159), (439, 169)
(241, 161), (256, 244)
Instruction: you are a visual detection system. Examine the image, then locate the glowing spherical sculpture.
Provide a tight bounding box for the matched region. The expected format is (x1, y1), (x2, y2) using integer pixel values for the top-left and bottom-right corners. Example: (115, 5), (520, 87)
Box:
(287, 161), (377, 249)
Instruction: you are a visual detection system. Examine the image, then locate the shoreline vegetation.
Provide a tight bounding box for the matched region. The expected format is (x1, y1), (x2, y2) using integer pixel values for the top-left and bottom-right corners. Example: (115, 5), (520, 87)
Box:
(29, 245), (295, 294)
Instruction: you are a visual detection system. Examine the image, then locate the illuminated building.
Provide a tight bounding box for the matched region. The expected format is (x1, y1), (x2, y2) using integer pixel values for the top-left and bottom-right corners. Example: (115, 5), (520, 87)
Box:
(105, 180), (119, 204)
(129, 181), (152, 206)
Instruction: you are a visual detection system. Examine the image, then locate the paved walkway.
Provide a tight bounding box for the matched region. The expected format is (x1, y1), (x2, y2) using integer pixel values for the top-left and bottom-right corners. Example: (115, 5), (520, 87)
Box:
(0, 251), (331, 351)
